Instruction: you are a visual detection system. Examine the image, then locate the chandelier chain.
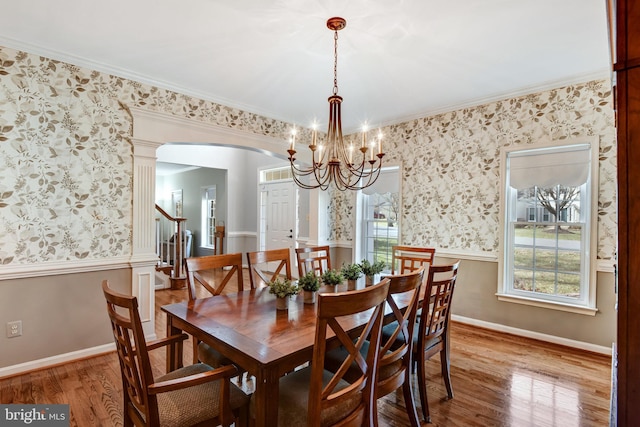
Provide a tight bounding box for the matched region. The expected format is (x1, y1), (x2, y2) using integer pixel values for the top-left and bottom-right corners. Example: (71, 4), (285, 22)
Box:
(333, 30), (339, 96)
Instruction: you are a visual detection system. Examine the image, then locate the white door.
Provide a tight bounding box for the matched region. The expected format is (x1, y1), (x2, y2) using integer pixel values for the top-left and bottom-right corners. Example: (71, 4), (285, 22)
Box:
(262, 181), (296, 254)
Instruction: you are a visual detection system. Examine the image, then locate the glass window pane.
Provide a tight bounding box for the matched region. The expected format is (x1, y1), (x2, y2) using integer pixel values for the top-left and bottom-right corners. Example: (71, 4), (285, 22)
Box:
(556, 272), (581, 298)
(534, 249), (558, 270)
(514, 247), (534, 269)
(513, 269), (533, 291)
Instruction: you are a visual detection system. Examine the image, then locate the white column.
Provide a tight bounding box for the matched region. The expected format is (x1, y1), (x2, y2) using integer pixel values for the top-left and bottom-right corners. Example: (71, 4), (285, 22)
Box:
(131, 138), (163, 339)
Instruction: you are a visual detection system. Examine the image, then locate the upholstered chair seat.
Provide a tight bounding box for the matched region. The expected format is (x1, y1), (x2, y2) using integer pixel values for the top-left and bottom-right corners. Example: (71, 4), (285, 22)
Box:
(155, 363), (250, 427)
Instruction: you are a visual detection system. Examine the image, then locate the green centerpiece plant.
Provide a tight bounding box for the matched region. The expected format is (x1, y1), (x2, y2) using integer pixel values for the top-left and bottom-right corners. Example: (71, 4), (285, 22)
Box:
(268, 278), (300, 310)
(341, 262), (362, 288)
(360, 259), (386, 285)
(321, 269), (344, 286)
(298, 271), (320, 304)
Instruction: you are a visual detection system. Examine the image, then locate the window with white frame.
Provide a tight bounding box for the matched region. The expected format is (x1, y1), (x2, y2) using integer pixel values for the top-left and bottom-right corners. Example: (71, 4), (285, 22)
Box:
(201, 186), (216, 248)
(360, 167), (400, 269)
(498, 141), (598, 314)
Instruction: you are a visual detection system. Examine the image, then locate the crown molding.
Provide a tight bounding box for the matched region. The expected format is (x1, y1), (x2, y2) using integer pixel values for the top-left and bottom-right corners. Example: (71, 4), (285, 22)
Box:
(0, 38), (611, 134)
(378, 69), (612, 129)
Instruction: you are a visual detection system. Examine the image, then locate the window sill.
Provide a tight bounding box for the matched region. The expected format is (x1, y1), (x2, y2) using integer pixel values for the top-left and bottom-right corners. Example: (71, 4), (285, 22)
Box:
(495, 293), (598, 316)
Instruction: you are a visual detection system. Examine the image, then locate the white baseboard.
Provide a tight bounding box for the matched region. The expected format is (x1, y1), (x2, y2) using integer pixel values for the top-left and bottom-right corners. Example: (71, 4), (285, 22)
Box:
(452, 315), (611, 355)
(0, 332), (158, 379)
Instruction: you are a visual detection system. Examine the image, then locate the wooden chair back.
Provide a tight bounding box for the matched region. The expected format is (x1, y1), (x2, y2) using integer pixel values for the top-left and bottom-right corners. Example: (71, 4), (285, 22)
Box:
(377, 268), (424, 410)
(391, 245), (436, 274)
(310, 278), (390, 426)
(295, 245), (331, 277)
(246, 248), (292, 289)
(103, 280), (157, 425)
(414, 261), (460, 422)
(419, 262), (459, 348)
(185, 253), (244, 300)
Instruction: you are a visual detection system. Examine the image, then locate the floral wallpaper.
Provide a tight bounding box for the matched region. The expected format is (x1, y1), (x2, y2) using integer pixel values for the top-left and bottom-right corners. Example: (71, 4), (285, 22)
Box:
(0, 46), (294, 265)
(329, 80), (617, 261)
(0, 44), (616, 266)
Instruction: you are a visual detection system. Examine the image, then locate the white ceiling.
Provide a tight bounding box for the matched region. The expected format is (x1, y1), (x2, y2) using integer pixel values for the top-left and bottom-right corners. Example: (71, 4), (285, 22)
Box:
(0, 0), (611, 133)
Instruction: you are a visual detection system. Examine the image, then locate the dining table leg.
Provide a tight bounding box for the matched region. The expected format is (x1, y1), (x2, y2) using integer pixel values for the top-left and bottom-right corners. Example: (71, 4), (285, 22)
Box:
(165, 317), (184, 372)
(253, 368), (280, 427)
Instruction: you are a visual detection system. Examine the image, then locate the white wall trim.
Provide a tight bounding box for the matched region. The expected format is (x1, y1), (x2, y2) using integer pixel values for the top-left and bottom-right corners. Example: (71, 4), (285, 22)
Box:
(0, 256), (140, 280)
(597, 259), (616, 273)
(432, 248), (498, 262)
(0, 331), (158, 379)
(128, 106), (311, 163)
(452, 314), (611, 355)
(0, 344), (114, 379)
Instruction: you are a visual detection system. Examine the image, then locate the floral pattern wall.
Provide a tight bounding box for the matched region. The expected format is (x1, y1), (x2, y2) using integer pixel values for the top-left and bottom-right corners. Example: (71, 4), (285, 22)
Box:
(0, 45), (616, 266)
(329, 80), (616, 261)
(0, 46), (293, 265)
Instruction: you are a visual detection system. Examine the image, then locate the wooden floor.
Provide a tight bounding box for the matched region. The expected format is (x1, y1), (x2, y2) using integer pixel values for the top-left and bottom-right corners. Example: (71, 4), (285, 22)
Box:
(0, 275), (612, 426)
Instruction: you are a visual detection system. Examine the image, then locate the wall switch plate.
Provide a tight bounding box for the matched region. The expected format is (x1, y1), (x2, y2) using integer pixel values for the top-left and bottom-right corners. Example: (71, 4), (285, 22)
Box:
(6, 320), (22, 338)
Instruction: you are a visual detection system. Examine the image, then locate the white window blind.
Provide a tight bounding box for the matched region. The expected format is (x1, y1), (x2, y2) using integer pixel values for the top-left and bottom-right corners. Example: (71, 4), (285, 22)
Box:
(508, 144), (591, 190)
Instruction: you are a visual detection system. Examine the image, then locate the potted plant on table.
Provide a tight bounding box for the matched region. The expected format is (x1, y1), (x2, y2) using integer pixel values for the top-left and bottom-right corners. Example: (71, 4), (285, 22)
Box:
(268, 278), (300, 310)
(298, 271), (320, 304)
(341, 262), (362, 289)
(321, 269), (344, 288)
(360, 259), (386, 286)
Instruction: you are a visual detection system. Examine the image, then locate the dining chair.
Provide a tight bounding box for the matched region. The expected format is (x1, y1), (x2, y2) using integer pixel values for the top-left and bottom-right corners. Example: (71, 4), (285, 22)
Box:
(185, 253), (245, 371)
(295, 245), (331, 277)
(325, 267), (425, 427)
(413, 261), (460, 423)
(258, 278), (390, 426)
(391, 245), (436, 274)
(102, 280), (249, 427)
(246, 248), (293, 289)
(185, 253), (245, 300)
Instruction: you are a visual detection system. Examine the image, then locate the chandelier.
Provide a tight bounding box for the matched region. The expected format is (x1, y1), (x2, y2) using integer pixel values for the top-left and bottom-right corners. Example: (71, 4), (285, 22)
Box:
(287, 17), (385, 191)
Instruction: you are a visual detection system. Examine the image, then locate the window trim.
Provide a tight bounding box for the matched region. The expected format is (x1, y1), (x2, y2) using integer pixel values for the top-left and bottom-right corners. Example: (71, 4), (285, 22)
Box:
(354, 163), (402, 264)
(497, 137), (599, 315)
(200, 185), (216, 249)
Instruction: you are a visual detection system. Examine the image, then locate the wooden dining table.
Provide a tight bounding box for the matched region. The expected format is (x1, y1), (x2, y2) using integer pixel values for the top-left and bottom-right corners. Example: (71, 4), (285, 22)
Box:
(161, 279), (421, 427)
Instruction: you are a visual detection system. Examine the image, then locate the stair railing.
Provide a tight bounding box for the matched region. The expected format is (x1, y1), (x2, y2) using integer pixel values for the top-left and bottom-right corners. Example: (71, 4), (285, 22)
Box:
(155, 204), (188, 289)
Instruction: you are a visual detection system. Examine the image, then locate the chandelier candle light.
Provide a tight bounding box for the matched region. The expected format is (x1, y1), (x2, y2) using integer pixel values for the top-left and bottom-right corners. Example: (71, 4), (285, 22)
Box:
(287, 17), (385, 191)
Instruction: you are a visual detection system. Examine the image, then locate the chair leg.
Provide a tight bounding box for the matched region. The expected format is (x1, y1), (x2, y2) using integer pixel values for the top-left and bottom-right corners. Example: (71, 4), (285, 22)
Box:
(402, 370), (421, 427)
(416, 352), (431, 423)
(440, 339), (454, 399)
(192, 338), (200, 364)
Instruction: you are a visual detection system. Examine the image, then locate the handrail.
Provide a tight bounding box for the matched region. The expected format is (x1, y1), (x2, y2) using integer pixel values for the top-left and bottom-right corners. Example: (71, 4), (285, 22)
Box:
(155, 204), (188, 289)
(155, 204), (186, 222)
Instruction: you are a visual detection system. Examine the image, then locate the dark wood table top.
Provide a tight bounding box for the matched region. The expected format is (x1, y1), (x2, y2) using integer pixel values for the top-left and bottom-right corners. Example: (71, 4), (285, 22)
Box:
(161, 280), (421, 426)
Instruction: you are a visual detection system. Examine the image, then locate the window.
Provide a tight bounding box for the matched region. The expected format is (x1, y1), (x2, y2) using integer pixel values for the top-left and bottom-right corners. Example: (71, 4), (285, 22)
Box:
(201, 186), (216, 248)
(498, 140), (598, 314)
(360, 167), (400, 269)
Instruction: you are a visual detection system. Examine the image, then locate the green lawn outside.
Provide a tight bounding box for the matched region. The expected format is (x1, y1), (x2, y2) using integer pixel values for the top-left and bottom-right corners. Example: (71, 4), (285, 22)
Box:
(513, 248), (581, 272)
(513, 269), (581, 297)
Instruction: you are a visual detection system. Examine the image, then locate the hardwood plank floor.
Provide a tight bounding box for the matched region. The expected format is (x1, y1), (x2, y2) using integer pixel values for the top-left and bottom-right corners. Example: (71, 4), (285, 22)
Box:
(0, 274), (612, 426)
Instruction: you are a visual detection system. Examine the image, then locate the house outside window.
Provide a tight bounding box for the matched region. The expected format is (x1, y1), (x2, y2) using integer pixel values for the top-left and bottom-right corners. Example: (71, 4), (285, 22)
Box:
(498, 140), (598, 315)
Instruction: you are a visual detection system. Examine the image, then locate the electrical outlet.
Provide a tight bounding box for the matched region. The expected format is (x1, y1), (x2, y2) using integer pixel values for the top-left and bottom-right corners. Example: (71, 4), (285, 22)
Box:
(6, 320), (22, 338)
